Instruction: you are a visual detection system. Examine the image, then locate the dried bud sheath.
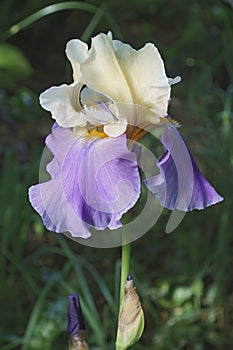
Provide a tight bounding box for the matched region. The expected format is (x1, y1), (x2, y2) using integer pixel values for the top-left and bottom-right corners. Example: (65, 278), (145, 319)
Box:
(116, 275), (144, 350)
(69, 330), (89, 350)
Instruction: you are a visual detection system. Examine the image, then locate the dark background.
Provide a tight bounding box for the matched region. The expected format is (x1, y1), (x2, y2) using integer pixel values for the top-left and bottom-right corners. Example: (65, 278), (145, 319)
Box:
(0, 0), (232, 349)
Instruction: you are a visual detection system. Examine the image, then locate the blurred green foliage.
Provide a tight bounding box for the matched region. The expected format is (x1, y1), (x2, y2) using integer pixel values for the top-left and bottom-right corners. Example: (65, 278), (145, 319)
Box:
(0, 0), (232, 349)
(0, 44), (32, 88)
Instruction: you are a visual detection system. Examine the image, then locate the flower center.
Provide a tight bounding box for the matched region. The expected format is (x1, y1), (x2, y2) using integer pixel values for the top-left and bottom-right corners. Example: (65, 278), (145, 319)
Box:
(88, 126), (108, 138)
(130, 127), (148, 141)
(126, 122), (154, 142)
(86, 124), (151, 141)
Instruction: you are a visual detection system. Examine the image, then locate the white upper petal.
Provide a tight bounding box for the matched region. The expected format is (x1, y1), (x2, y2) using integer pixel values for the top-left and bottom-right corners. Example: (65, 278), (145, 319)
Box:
(81, 33), (134, 104)
(113, 40), (171, 118)
(80, 33), (171, 126)
(40, 33), (175, 137)
(65, 39), (89, 82)
(39, 84), (87, 128)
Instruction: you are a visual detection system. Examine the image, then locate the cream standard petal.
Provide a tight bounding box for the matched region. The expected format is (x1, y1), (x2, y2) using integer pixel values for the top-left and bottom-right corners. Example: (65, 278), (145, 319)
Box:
(65, 39), (89, 82)
(81, 33), (134, 104)
(113, 40), (171, 118)
(39, 84), (86, 128)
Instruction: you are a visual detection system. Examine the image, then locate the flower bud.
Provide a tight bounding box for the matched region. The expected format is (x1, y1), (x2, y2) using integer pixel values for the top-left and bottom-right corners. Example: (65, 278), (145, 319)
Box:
(67, 293), (89, 350)
(116, 275), (145, 350)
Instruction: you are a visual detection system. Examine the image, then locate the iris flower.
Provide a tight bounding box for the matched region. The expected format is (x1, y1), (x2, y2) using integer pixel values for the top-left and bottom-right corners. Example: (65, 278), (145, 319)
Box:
(29, 32), (223, 238)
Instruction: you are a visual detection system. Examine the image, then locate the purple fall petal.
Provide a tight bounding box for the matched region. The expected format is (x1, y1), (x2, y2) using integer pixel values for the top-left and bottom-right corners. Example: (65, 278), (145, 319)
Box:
(145, 123), (223, 211)
(29, 126), (140, 238)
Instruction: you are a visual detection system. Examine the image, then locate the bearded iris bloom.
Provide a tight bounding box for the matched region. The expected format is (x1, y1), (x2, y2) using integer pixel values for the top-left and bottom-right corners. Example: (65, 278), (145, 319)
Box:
(29, 32), (223, 238)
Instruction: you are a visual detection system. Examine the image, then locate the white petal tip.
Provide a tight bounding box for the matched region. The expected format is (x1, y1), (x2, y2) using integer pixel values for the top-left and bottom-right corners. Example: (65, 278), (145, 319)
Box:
(104, 122), (127, 137)
(168, 76), (182, 85)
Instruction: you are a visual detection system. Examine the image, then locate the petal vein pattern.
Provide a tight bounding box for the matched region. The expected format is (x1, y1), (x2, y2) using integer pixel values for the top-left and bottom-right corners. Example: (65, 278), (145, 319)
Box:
(145, 124), (224, 211)
(29, 126), (141, 238)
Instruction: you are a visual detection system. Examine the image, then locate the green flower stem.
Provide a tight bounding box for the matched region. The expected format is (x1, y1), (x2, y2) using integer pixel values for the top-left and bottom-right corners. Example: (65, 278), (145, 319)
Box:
(119, 243), (131, 307)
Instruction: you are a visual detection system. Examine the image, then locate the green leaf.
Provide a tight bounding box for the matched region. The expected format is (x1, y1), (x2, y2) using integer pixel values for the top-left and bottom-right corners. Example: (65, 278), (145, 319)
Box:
(0, 43), (32, 87)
